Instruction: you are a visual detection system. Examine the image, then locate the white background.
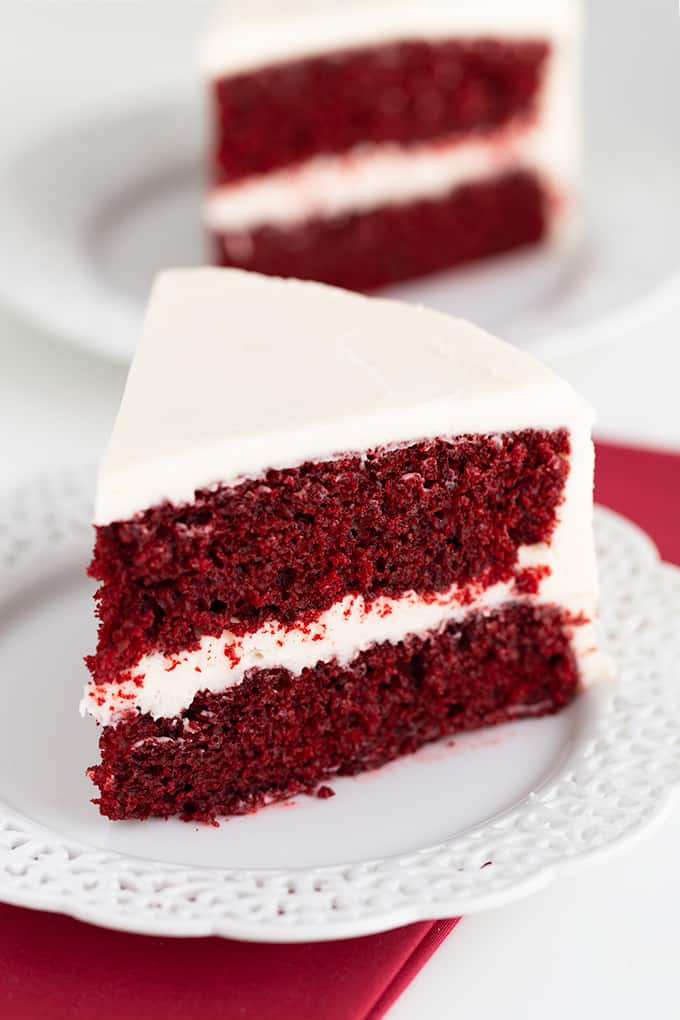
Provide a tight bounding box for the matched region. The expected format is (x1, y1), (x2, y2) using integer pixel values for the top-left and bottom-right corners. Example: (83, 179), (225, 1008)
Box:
(1, 2), (679, 1016)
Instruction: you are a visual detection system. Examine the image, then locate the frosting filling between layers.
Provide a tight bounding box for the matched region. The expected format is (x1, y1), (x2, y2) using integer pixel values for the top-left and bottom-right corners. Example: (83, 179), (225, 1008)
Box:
(205, 132), (553, 234)
(81, 563), (603, 726)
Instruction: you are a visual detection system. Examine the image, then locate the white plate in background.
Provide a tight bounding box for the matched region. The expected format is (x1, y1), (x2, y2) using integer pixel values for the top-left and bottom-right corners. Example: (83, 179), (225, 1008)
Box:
(0, 0), (678, 363)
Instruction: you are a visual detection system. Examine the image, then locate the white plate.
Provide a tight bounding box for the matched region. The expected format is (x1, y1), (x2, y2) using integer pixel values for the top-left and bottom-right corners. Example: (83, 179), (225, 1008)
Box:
(0, 469), (679, 941)
(0, 0), (678, 364)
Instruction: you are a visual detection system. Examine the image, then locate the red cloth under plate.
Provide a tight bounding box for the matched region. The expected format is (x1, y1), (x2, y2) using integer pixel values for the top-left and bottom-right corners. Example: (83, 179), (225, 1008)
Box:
(0, 441), (677, 1020)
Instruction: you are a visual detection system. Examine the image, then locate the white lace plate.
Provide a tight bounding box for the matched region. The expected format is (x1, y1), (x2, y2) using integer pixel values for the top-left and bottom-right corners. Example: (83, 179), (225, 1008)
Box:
(0, 468), (678, 941)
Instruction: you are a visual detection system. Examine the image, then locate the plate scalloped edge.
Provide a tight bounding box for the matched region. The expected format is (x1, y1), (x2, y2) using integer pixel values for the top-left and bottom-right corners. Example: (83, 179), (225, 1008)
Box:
(0, 467), (679, 942)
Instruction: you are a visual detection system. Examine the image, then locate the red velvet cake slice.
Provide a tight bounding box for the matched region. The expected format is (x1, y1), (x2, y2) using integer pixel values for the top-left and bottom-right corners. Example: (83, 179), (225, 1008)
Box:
(83, 267), (605, 822)
(202, 0), (582, 290)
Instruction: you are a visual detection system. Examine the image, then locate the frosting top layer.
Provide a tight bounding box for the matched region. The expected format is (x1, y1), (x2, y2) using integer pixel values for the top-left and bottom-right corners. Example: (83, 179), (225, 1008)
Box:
(200, 0), (582, 78)
(96, 267), (592, 524)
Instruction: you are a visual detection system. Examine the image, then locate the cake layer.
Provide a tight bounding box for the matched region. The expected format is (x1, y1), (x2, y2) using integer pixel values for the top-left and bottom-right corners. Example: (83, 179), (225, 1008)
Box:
(95, 270), (592, 525)
(212, 169), (548, 291)
(88, 601), (580, 822)
(88, 430), (570, 686)
(209, 38), (549, 186)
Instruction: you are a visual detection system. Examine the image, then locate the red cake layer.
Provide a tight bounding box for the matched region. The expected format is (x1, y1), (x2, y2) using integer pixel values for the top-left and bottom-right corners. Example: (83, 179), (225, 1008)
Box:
(89, 602), (579, 822)
(211, 38), (550, 185)
(212, 170), (547, 291)
(88, 429), (569, 685)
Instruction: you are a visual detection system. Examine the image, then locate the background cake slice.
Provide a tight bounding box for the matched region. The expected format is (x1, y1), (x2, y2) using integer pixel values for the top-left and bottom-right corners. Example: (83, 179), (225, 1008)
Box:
(83, 267), (604, 822)
(201, 0), (582, 290)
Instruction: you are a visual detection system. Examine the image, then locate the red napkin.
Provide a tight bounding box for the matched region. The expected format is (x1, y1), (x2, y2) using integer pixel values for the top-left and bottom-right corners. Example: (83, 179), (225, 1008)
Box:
(0, 440), (676, 1020)
(594, 441), (680, 564)
(0, 906), (456, 1020)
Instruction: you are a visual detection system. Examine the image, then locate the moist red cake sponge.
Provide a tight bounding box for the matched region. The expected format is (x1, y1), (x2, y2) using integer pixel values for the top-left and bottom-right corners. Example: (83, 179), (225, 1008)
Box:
(83, 267), (605, 822)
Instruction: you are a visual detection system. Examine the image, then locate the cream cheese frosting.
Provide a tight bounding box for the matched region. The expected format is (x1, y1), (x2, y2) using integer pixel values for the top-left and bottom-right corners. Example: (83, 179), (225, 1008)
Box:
(95, 268), (593, 525)
(200, 0), (583, 79)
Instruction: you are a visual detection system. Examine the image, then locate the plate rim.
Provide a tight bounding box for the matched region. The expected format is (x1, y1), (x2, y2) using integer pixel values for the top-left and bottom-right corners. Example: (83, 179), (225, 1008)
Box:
(0, 468), (678, 941)
(1, 93), (680, 367)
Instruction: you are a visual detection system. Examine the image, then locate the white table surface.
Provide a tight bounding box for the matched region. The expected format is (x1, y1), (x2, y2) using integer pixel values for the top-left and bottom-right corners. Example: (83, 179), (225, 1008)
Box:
(2, 3), (679, 1017)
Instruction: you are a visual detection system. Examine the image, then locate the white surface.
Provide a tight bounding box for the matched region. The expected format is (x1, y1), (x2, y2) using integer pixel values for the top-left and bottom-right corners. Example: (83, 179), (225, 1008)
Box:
(200, 0), (581, 77)
(0, 0), (678, 363)
(0, 0), (679, 1014)
(0, 480), (678, 940)
(97, 268), (592, 521)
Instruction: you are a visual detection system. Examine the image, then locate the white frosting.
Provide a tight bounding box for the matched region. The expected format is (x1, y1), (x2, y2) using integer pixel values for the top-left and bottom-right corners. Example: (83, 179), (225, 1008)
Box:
(200, 0), (583, 79)
(95, 268), (593, 525)
(204, 140), (513, 234)
(81, 547), (604, 726)
(82, 582), (511, 723)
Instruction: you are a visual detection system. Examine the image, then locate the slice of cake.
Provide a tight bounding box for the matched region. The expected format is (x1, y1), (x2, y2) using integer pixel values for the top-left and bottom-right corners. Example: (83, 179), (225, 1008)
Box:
(202, 0), (582, 291)
(83, 267), (604, 822)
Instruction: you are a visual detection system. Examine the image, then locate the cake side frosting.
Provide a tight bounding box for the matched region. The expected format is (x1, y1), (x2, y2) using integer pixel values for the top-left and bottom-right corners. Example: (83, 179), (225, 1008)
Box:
(200, 0), (583, 78)
(204, 138), (532, 233)
(95, 269), (592, 524)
